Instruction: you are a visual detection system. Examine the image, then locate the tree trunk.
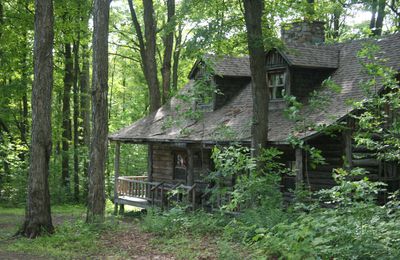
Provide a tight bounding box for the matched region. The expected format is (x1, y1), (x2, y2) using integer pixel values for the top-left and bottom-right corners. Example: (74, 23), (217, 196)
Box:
(127, 0), (161, 113)
(80, 42), (90, 201)
(242, 0), (268, 160)
(161, 0), (175, 103)
(20, 31), (29, 149)
(73, 40), (80, 202)
(370, 0), (378, 30)
(79, 1), (91, 201)
(332, 7), (341, 39)
(61, 43), (73, 195)
(0, 0), (3, 39)
(86, 0), (110, 223)
(143, 0), (161, 112)
(374, 0), (386, 35)
(19, 0), (54, 238)
(172, 25), (182, 92)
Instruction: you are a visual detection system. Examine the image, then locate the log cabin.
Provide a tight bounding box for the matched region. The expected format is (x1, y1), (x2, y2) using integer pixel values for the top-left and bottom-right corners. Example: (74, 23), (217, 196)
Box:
(109, 21), (400, 210)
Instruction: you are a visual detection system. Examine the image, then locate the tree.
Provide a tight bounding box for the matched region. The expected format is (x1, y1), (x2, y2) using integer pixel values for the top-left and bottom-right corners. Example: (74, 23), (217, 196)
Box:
(370, 0), (386, 36)
(242, 0), (268, 159)
(86, 0), (110, 223)
(127, 0), (161, 113)
(19, 0), (54, 238)
(61, 42), (73, 194)
(161, 0), (175, 103)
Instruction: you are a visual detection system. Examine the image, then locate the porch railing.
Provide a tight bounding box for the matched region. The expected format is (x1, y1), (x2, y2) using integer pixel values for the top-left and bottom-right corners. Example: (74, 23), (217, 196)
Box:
(116, 176), (198, 210)
(117, 176), (152, 199)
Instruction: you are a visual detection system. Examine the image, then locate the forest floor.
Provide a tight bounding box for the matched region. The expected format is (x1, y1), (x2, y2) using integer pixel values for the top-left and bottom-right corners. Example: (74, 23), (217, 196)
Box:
(0, 204), (222, 259)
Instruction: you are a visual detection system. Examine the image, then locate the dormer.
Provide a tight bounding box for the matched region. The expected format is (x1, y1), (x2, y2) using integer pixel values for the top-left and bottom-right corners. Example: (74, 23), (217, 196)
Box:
(188, 56), (251, 111)
(266, 21), (340, 103)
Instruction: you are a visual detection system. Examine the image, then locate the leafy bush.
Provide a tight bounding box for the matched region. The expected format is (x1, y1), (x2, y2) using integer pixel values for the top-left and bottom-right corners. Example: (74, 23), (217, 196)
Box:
(241, 168), (400, 259)
(141, 207), (227, 237)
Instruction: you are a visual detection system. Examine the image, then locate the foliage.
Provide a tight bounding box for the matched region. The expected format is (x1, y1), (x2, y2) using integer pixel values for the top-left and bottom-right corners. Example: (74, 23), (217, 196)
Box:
(352, 42), (400, 161)
(142, 207), (227, 237)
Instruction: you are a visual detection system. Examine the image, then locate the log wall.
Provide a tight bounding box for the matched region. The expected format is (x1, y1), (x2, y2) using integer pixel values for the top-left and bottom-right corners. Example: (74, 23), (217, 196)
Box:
(151, 143), (212, 184)
(152, 144), (174, 182)
(306, 134), (345, 191)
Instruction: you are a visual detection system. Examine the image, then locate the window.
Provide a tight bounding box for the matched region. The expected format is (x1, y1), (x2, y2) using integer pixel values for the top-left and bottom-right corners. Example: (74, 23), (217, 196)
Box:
(268, 72), (286, 100)
(173, 151), (187, 182)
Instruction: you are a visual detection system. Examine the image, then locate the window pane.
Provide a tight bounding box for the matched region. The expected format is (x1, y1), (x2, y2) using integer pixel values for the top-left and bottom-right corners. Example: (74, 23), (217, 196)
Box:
(278, 74), (284, 85)
(268, 72), (285, 100)
(276, 86), (284, 98)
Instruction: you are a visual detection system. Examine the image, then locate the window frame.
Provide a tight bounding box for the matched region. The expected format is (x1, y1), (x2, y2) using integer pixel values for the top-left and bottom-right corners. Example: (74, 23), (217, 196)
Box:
(268, 70), (287, 101)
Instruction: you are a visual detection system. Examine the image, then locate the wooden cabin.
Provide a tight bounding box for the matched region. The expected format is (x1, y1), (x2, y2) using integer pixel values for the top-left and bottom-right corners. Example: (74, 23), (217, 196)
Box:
(109, 21), (400, 210)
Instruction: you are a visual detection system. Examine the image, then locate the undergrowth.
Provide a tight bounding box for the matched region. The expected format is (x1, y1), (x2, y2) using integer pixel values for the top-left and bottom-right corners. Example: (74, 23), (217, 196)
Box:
(140, 146), (400, 259)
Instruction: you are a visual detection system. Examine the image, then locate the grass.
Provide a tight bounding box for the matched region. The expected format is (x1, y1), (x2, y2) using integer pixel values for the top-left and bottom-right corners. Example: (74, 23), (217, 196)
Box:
(0, 203), (244, 259)
(141, 208), (248, 259)
(0, 202), (124, 259)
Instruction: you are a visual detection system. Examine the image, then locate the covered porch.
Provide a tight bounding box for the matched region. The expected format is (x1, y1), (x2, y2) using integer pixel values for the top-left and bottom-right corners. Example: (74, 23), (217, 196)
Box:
(112, 141), (202, 212)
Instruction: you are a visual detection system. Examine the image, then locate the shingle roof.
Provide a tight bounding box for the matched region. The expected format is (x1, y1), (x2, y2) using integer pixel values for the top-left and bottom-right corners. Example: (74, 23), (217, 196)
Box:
(109, 33), (400, 144)
(188, 56), (250, 79)
(281, 44), (340, 69)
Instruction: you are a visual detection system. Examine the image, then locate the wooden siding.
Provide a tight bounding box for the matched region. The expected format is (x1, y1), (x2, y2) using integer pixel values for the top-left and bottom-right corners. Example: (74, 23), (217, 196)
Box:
(266, 50), (287, 68)
(306, 134), (345, 191)
(151, 144), (212, 184)
(152, 144), (174, 182)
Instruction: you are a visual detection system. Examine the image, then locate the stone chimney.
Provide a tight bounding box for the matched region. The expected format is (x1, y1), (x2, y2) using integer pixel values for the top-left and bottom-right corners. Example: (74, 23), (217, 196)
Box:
(281, 21), (325, 45)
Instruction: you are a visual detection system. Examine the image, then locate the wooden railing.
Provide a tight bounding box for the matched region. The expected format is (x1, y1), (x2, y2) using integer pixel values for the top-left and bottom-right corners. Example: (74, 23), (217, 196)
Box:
(164, 183), (197, 210)
(117, 176), (153, 199)
(201, 188), (241, 213)
(116, 176), (198, 210)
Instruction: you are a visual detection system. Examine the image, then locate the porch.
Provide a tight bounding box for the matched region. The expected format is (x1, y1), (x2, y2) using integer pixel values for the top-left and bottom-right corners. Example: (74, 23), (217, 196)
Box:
(114, 175), (198, 211)
(112, 141), (215, 212)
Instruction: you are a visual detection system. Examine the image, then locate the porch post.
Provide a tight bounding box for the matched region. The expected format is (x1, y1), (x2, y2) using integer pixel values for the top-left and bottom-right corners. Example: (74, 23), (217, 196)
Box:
(295, 148), (303, 187)
(148, 144), (153, 182)
(343, 118), (353, 169)
(187, 146), (194, 186)
(113, 141), (121, 215)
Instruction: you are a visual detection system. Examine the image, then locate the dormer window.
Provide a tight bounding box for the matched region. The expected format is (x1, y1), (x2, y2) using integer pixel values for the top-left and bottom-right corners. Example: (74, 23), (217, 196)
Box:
(268, 72), (286, 100)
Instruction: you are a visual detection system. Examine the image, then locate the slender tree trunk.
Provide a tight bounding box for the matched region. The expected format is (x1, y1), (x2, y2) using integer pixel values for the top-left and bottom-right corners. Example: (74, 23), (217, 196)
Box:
(161, 0), (175, 103)
(370, 0), (378, 30)
(122, 77), (126, 113)
(86, 0), (110, 223)
(242, 0), (268, 159)
(20, 31), (29, 149)
(172, 25), (182, 92)
(73, 40), (80, 202)
(79, 9), (91, 201)
(19, 0), (54, 238)
(0, 0), (3, 39)
(61, 43), (73, 195)
(374, 0), (386, 35)
(80, 42), (90, 201)
(332, 8), (341, 39)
